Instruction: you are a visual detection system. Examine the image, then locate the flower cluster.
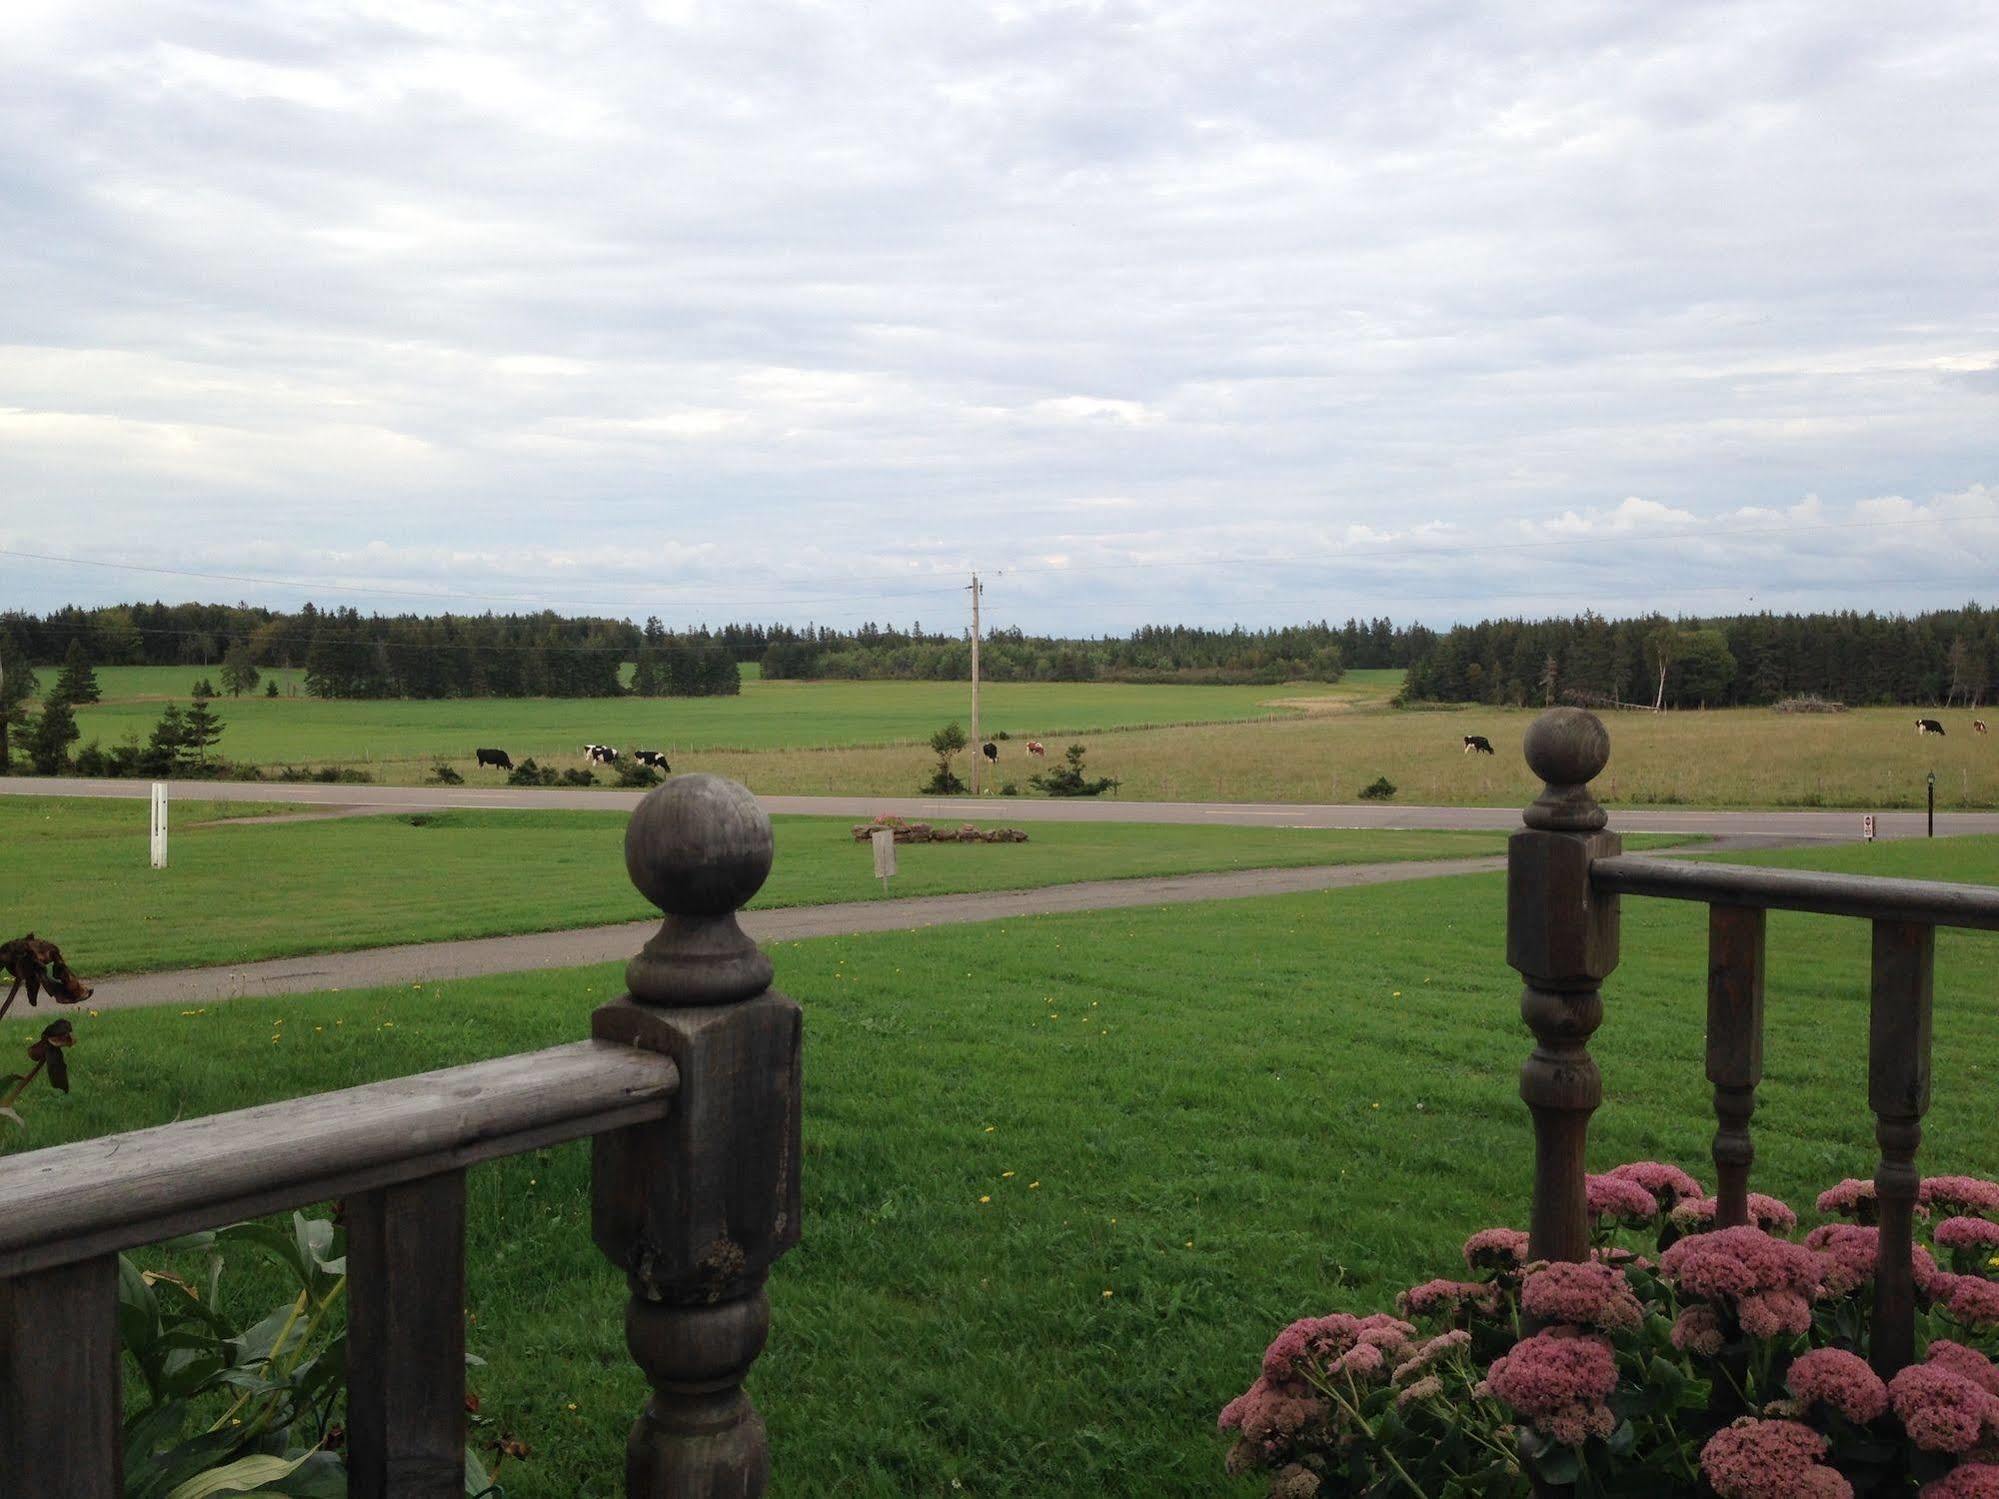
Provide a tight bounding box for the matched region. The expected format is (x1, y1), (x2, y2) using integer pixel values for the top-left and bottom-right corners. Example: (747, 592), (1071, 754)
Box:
(1485, 1329), (1619, 1446)
(1699, 1418), (1852, 1499)
(1661, 1223), (1819, 1337)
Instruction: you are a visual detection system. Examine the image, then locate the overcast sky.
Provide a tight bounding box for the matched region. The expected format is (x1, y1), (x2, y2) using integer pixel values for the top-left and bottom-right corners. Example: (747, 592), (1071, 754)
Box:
(3, 0), (1996, 635)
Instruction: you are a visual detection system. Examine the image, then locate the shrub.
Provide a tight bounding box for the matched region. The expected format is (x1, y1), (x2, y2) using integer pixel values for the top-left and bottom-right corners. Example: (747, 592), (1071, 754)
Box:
(507, 758), (559, 787)
(427, 761), (464, 785)
(1357, 776), (1397, 800)
(922, 721), (969, 795)
(1218, 1163), (1999, 1498)
(1029, 743), (1118, 797)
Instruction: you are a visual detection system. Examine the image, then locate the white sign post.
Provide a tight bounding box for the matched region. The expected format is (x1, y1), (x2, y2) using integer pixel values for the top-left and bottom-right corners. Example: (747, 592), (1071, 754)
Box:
(150, 782), (169, 869)
(1863, 813), (1876, 844)
(870, 827), (897, 895)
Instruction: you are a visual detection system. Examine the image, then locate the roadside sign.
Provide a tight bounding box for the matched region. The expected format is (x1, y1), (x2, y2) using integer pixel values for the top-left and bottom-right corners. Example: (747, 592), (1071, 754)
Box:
(150, 782), (169, 868)
(871, 827), (897, 893)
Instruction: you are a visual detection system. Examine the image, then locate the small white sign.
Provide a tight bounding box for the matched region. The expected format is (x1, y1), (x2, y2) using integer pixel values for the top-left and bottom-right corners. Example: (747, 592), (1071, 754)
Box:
(871, 827), (897, 891)
(1862, 813), (1876, 843)
(150, 782), (169, 869)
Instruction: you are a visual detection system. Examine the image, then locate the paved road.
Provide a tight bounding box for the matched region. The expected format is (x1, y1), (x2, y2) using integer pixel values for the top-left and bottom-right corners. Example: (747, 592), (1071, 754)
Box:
(77, 855), (1509, 1011)
(7, 775), (1993, 840)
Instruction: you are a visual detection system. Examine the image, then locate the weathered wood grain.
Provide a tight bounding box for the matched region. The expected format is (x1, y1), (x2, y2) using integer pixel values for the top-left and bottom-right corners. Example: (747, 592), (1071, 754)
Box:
(348, 1173), (467, 1499)
(0, 1041), (676, 1277)
(0, 1254), (120, 1496)
(1706, 904), (1766, 1228)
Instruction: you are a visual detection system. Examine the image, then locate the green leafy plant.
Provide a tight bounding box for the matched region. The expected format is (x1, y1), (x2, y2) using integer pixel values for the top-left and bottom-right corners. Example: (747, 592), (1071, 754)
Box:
(1028, 743), (1118, 798)
(921, 722), (968, 795)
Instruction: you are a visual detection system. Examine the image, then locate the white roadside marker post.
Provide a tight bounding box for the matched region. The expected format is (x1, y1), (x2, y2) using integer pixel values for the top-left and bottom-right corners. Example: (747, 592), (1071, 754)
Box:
(147, 779), (167, 875)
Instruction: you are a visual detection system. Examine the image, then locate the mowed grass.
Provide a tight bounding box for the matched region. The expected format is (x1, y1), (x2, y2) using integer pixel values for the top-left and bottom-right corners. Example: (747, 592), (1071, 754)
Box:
(4, 837), (1995, 1496)
(1, 796), (1513, 974)
(682, 700), (1999, 810)
(55, 665), (1354, 773)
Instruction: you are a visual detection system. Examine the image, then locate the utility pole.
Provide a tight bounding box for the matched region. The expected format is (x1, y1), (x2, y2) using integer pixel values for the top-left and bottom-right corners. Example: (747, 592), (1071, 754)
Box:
(969, 572), (982, 795)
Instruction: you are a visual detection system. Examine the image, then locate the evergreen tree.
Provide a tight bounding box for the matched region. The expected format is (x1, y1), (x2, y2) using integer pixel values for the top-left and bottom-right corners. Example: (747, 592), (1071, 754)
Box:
(182, 691), (225, 766)
(52, 639), (101, 704)
(25, 696), (79, 773)
(0, 634), (37, 772)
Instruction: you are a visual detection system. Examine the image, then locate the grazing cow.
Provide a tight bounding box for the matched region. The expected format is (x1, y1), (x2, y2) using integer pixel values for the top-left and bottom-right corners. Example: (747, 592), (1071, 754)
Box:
(634, 749), (670, 771)
(1976, 720), (1989, 736)
(584, 743), (620, 765)
(1916, 719), (1946, 736)
(474, 747), (513, 771)
(1463, 735), (1495, 755)
(1, 935), (91, 1023)
(982, 741), (999, 764)
(1026, 740), (1047, 757)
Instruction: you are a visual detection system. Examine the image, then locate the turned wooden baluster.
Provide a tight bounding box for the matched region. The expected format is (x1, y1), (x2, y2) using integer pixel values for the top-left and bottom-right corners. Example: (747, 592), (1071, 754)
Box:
(593, 774), (802, 1498)
(1508, 709), (1621, 1266)
(1707, 905), (1766, 1229)
(1869, 918), (1934, 1378)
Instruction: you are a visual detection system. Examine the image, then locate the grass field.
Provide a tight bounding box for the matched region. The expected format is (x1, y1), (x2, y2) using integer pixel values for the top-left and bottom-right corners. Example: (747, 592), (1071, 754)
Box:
(25, 664), (1997, 809)
(1, 796), (1517, 974)
(51, 664), (1358, 775)
(3, 836), (1994, 1496)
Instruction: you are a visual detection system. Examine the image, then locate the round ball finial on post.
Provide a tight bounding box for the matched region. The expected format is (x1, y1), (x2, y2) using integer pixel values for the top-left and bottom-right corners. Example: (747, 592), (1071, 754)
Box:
(623, 774), (775, 1005)
(1521, 707), (1611, 832)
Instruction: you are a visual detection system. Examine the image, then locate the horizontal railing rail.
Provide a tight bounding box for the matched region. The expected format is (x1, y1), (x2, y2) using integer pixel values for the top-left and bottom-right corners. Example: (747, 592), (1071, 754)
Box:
(0, 1040), (680, 1279)
(1591, 854), (1999, 930)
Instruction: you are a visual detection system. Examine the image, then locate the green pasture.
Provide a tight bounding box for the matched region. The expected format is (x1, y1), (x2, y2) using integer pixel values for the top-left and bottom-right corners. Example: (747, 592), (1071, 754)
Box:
(4, 837), (1995, 1496)
(47, 665), (1351, 770)
(1, 796), (1516, 974)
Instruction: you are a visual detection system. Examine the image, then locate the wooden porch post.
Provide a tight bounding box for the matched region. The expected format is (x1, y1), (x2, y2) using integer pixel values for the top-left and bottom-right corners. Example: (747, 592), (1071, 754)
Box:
(1507, 708), (1621, 1266)
(592, 774), (803, 1498)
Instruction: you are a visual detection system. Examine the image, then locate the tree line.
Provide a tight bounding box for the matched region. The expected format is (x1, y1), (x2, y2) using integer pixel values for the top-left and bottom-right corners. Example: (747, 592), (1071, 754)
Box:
(1399, 606), (1999, 709)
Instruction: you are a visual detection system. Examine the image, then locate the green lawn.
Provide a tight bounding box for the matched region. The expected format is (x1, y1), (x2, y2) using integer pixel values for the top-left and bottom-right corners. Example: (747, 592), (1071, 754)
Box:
(52, 666), (1349, 770)
(3, 796), (1514, 974)
(4, 836), (1994, 1496)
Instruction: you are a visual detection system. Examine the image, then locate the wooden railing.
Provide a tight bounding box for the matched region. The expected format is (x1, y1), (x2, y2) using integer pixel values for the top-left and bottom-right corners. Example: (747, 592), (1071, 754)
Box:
(0, 772), (803, 1498)
(1507, 707), (1999, 1378)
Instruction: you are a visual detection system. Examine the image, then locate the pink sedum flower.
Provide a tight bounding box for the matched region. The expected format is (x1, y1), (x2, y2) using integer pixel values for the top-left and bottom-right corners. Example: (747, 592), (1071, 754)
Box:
(1260, 1313), (1415, 1384)
(1485, 1330), (1619, 1447)
(1786, 1348), (1889, 1423)
(1922, 1464), (1999, 1499)
(1586, 1172), (1661, 1222)
(1671, 1305), (1725, 1355)
(1520, 1260), (1644, 1333)
(1700, 1418), (1853, 1499)
(1661, 1225), (1820, 1308)
(1806, 1223), (1945, 1299)
(1818, 1178), (1879, 1221)
(1888, 1364), (1999, 1454)
(1922, 1178), (1999, 1218)
(1936, 1217), (1999, 1254)
(1604, 1160), (1705, 1212)
(1671, 1193), (1800, 1235)
(1927, 1341), (1999, 1398)
(1941, 1275), (1999, 1330)
(1397, 1279), (1500, 1320)
(1463, 1228), (1530, 1273)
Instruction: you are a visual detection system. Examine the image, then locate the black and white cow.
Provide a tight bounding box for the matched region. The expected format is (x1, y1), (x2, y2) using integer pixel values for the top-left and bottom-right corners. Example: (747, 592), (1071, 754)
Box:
(584, 743), (620, 764)
(1916, 719), (1946, 737)
(475, 747), (513, 771)
(1463, 735), (1495, 755)
(633, 749), (670, 771)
